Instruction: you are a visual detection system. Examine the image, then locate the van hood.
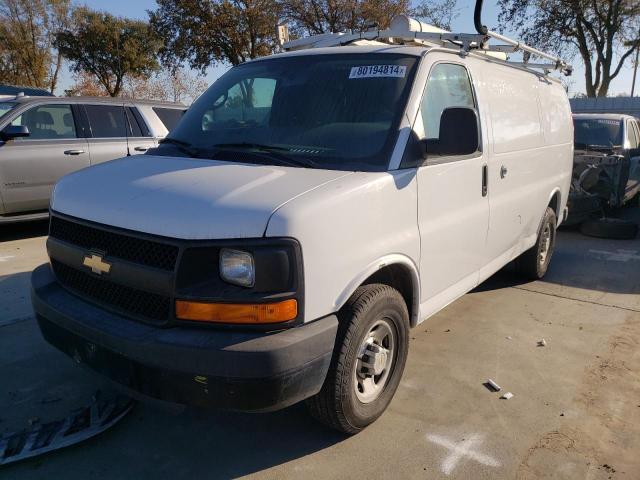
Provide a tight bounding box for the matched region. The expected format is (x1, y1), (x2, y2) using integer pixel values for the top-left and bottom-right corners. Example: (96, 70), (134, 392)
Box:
(51, 155), (352, 239)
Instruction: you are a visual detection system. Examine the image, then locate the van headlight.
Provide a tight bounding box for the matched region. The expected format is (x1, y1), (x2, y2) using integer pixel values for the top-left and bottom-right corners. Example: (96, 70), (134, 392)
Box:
(220, 248), (255, 287)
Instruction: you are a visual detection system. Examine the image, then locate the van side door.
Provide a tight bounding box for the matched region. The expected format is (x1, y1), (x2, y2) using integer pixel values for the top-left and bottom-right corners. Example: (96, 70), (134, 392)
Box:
(0, 103), (89, 213)
(82, 104), (129, 164)
(414, 60), (490, 316)
(481, 65), (547, 270)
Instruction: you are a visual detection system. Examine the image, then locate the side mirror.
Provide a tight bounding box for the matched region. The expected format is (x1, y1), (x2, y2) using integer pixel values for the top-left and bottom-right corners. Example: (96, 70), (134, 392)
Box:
(0, 125), (30, 141)
(629, 147), (640, 159)
(435, 107), (479, 156)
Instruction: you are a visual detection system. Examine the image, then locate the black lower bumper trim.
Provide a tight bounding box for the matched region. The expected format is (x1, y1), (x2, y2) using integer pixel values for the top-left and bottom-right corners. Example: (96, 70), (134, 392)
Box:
(32, 263), (338, 412)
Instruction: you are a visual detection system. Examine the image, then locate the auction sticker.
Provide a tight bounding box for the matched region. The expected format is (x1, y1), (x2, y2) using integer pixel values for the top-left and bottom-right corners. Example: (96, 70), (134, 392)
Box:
(349, 65), (407, 79)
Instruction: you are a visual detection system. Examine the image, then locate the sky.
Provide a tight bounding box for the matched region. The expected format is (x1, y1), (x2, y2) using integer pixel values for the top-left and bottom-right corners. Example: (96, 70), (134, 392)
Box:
(58, 0), (638, 97)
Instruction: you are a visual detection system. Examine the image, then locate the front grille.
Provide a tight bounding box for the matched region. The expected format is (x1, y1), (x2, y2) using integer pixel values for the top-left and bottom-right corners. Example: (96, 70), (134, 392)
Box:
(51, 260), (171, 323)
(50, 216), (179, 271)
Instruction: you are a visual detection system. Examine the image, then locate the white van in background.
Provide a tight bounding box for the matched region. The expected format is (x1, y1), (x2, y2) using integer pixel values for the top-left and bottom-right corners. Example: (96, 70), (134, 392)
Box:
(32, 15), (573, 434)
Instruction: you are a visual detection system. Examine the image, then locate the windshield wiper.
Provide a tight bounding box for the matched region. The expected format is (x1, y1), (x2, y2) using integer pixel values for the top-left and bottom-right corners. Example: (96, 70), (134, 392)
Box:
(207, 142), (319, 168)
(158, 137), (201, 158)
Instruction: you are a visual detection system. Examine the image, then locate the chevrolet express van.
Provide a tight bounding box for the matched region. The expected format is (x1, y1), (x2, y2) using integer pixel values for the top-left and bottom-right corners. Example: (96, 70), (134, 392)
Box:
(31, 16), (573, 433)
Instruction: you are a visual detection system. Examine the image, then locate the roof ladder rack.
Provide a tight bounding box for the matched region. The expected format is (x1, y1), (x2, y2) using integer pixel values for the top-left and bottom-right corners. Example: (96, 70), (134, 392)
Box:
(282, 0), (572, 77)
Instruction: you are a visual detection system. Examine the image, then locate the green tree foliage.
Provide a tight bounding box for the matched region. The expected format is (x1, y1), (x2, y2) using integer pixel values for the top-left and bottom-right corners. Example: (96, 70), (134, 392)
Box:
(497, 0), (640, 97)
(0, 0), (71, 92)
(279, 0), (410, 35)
(56, 7), (161, 97)
(149, 0), (280, 71)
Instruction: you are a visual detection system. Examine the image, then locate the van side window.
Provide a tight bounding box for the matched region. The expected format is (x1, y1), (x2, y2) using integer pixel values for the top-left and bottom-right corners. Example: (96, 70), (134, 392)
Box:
(421, 63), (475, 140)
(84, 105), (128, 138)
(10, 104), (77, 140)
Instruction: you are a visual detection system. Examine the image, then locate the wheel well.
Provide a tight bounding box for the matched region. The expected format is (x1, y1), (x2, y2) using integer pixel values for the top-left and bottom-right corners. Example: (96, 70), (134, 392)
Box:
(362, 264), (415, 323)
(548, 191), (561, 221)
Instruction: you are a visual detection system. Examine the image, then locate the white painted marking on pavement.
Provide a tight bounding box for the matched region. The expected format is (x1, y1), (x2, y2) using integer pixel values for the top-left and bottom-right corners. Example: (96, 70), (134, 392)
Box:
(427, 433), (500, 475)
(589, 249), (640, 262)
(0, 255), (15, 262)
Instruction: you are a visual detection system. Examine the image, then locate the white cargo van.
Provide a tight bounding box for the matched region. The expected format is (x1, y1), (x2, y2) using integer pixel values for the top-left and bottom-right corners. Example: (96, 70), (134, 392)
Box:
(31, 12), (573, 433)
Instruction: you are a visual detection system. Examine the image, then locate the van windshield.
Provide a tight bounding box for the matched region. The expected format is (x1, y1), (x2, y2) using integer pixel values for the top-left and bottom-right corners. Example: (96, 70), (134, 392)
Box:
(573, 118), (623, 149)
(162, 53), (418, 171)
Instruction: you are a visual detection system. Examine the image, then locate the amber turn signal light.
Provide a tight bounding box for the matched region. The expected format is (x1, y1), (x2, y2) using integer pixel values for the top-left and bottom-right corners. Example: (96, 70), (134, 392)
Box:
(175, 299), (298, 324)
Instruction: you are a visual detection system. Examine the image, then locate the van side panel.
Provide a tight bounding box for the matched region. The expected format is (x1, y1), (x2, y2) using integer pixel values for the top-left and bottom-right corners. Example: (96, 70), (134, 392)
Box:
(265, 170), (420, 324)
(478, 62), (572, 280)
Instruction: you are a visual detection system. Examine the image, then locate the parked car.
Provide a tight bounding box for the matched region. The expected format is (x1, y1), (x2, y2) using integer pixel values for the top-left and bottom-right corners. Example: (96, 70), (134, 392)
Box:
(0, 96), (186, 223)
(32, 15), (573, 434)
(567, 113), (640, 226)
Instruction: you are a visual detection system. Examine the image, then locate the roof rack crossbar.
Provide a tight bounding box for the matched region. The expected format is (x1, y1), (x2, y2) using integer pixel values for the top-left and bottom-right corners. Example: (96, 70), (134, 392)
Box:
(483, 30), (572, 75)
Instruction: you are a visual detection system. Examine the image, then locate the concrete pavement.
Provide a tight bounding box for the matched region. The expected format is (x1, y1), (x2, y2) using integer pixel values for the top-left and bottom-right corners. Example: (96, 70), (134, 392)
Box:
(0, 213), (638, 479)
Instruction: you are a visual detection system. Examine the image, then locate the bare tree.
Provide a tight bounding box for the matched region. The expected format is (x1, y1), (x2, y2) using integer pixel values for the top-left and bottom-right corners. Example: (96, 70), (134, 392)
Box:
(123, 68), (209, 104)
(412, 0), (459, 31)
(498, 0), (640, 97)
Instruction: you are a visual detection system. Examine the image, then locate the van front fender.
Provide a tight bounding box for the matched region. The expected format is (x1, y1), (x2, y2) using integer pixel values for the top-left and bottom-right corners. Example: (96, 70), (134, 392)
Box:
(334, 254), (421, 327)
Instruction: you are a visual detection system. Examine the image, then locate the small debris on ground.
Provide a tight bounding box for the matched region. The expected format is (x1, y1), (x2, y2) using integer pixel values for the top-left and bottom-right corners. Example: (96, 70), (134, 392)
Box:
(487, 379), (501, 391)
(506, 336), (513, 340)
(444, 329), (451, 333)
(537, 339), (547, 347)
(501, 392), (514, 400)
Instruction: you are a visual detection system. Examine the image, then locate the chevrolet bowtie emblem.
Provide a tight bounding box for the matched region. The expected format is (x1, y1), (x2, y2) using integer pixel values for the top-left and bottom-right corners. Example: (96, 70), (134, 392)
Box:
(83, 253), (111, 275)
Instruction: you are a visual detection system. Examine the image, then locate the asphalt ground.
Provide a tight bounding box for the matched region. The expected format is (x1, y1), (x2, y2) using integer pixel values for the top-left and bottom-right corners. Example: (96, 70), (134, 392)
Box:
(1, 210), (638, 479)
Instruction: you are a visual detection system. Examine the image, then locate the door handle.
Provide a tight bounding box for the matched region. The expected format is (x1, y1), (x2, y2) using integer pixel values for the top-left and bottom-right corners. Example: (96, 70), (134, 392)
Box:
(134, 146), (149, 152)
(64, 149), (85, 155)
(500, 165), (508, 178)
(482, 164), (488, 197)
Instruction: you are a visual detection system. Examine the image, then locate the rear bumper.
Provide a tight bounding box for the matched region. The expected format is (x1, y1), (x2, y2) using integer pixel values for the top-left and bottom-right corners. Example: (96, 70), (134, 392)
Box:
(31, 263), (338, 412)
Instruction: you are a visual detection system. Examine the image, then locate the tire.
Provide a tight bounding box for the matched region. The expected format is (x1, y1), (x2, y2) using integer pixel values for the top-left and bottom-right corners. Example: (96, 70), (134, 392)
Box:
(580, 217), (638, 240)
(306, 284), (410, 434)
(515, 207), (557, 280)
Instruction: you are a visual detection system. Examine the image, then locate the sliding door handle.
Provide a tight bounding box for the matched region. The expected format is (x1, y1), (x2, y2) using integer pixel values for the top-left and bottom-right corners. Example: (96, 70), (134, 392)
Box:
(500, 165), (508, 178)
(64, 149), (85, 155)
(134, 146), (149, 152)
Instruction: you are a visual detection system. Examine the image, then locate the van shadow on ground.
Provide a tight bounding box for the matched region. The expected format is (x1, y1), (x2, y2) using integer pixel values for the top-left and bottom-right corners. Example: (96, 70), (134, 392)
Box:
(475, 213), (640, 296)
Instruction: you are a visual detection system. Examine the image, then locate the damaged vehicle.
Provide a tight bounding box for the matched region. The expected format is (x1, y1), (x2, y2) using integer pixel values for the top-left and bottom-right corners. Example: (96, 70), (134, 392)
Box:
(567, 114), (640, 238)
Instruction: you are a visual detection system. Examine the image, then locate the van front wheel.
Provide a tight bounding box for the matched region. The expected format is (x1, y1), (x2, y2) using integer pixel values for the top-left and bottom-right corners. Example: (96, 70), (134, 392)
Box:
(306, 284), (409, 434)
(516, 207), (557, 279)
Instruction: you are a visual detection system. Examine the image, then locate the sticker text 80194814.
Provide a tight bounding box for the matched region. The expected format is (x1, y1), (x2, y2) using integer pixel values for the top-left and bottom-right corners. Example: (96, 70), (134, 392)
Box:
(349, 65), (407, 79)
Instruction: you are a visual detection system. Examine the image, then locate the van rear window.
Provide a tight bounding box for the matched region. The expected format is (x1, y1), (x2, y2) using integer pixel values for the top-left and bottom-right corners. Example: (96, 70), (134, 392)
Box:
(153, 107), (185, 132)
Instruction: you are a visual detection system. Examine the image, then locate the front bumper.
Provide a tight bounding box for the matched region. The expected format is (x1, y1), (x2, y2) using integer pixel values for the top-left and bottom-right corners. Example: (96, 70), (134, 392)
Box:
(32, 263), (338, 412)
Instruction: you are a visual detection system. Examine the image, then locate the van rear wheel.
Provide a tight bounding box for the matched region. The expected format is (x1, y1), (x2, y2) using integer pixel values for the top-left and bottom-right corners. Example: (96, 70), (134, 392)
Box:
(306, 284), (409, 434)
(515, 207), (557, 280)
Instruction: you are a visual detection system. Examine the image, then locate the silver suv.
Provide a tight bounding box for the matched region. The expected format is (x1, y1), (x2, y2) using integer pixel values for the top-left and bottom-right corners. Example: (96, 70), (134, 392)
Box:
(0, 95), (186, 223)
